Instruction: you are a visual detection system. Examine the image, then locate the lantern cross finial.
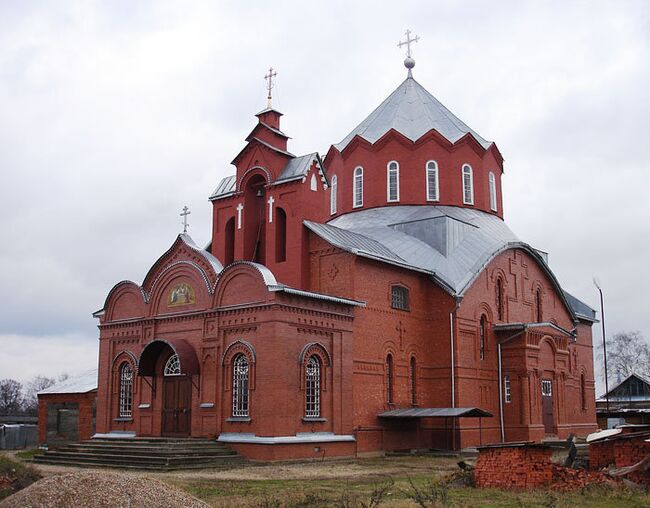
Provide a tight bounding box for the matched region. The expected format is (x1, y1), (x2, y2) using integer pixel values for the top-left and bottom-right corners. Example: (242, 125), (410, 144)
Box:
(398, 29), (420, 77)
(180, 206), (191, 233)
(264, 67), (278, 108)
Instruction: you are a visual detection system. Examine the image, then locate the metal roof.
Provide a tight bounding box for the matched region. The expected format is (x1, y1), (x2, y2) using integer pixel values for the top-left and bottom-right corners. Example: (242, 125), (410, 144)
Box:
(269, 285), (366, 307)
(378, 407), (493, 418)
(179, 233), (224, 274)
(563, 290), (597, 322)
(334, 77), (492, 152)
(275, 153), (318, 183)
(38, 369), (98, 395)
(493, 321), (575, 338)
(209, 175), (236, 201)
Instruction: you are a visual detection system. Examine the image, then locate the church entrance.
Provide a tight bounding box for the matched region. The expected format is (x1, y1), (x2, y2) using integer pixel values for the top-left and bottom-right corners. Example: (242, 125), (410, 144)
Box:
(541, 379), (554, 434)
(162, 376), (191, 437)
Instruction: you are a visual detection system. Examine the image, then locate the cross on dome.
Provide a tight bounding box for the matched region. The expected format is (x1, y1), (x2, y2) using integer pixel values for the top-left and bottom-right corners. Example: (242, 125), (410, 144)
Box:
(398, 29), (420, 77)
(180, 206), (191, 233)
(264, 67), (278, 107)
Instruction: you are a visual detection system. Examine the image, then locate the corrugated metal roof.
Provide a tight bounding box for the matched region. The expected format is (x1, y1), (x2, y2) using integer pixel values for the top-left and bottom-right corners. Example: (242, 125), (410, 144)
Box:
(38, 369), (98, 395)
(378, 407), (492, 418)
(335, 77), (492, 152)
(179, 233), (224, 274)
(275, 153), (318, 183)
(209, 175), (236, 200)
(563, 291), (597, 322)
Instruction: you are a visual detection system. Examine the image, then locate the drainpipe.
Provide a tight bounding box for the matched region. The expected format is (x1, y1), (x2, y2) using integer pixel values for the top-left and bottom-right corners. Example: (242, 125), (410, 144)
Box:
(449, 298), (461, 450)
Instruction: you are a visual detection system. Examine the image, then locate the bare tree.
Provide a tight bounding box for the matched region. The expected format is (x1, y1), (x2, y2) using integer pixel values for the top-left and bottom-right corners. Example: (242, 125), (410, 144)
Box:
(603, 331), (650, 383)
(0, 379), (24, 415)
(23, 376), (56, 415)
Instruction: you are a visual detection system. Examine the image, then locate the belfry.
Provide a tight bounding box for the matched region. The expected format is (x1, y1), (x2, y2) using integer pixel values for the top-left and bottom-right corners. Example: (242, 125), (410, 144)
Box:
(91, 38), (598, 460)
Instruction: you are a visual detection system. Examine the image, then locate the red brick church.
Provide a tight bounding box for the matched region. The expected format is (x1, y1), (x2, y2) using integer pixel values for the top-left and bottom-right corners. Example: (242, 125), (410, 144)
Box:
(93, 42), (598, 460)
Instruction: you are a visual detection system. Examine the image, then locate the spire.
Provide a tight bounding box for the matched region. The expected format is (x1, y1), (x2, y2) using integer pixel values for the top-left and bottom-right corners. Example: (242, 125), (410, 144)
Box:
(264, 66), (278, 108)
(397, 29), (419, 78)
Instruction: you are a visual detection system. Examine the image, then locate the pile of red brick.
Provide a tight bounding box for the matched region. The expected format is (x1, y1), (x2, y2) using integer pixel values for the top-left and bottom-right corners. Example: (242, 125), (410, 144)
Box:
(474, 445), (554, 489)
(549, 464), (617, 491)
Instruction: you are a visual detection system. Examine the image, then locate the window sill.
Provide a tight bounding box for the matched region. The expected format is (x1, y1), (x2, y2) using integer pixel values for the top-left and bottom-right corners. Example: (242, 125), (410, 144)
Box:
(227, 417), (251, 422)
(302, 417), (327, 423)
(114, 417), (133, 422)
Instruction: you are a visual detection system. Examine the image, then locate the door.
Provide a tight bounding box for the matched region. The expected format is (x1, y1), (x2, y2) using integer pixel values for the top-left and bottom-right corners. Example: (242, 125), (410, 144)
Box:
(541, 378), (554, 434)
(162, 376), (192, 437)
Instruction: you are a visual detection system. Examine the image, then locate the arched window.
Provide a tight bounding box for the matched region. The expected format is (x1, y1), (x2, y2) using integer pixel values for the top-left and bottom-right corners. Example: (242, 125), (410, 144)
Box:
(535, 288), (543, 322)
(496, 278), (504, 321)
(305, 355), (321, 418)
(232, 354), (250, 417)
(479, 315), (487, 360)
(410, 356), (417, 405)
(386, 354), (394, 404)
(275, 207), (287, 263)
(353, 167), (363, 208)
(224, 217), (235, 266)
(489, 171), (497, 212)
(387, 161), (399, 202)
(164, 354), (181, 376)
(330, 175), (337, 215)
(426, 161), (439, 202)
(119, 363), (133, 418)
(580, 373), (587, 410)
(462, 164), (474, 205)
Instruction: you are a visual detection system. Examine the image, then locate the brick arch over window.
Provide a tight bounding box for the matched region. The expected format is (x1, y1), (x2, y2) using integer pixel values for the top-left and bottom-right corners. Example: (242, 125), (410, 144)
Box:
(222, 340), (257, 391)
(236, 166), (271, 193)
(299, 342), (331, 392)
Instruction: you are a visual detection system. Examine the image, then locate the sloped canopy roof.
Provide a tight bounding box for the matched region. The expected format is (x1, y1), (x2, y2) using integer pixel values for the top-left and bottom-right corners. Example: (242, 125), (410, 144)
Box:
(334, 77), (492, 152)
(378, 407), (492, 418)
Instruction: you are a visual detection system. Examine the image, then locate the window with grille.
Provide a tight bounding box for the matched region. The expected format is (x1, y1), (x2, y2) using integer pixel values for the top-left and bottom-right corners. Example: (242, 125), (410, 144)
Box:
(479, 315), (486, 360)
(387, 161), (399, 202)
(462, 164), (474, 205)
(489, 171), (497, 211)
(119, 363), (133, 418)
(305, 355), (321, 418)
(504, 374), (511, 403)
(541, 379), (552, 396)
(330, 175), (337, 215)
(353, 167), (363, 208)
(386, 354), (394, 404)
(391, 285), (409, 311)
(426, 161), (439, 201)
(232, 354), (250, 417)
(164, 354), (181, 376)
(410, 356), (417, 405)
(496, 278), (504, 321)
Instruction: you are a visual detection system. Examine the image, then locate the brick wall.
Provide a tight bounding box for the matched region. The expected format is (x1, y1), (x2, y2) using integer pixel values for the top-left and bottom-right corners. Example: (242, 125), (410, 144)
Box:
(475, 446), (554, 489)
(37, 391), (96, 445)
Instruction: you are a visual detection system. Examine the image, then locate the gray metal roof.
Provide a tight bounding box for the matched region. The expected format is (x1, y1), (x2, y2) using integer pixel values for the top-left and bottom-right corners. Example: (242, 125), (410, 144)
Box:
(563, 290), (597, 322)
(38, 369), (98, 395)
(275, 153), (318, 184)
(334, 77), (492, 152)
(305, 206), (586, 321)
(378, 407), (493, 418)
(209, 175), (236, 201)
(179, 233), (224, 274)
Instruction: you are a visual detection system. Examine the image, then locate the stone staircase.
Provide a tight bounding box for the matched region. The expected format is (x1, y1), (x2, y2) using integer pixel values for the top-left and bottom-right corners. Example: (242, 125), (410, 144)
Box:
(33, 437), (246, 471)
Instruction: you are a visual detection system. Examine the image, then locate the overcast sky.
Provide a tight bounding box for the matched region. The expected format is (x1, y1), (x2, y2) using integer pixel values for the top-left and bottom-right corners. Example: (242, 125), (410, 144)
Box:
(0, 1), (648, 394)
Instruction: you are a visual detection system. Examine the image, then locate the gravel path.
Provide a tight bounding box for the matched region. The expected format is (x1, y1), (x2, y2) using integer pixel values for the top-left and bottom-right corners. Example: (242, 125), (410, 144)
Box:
(0, 471), (209, 508)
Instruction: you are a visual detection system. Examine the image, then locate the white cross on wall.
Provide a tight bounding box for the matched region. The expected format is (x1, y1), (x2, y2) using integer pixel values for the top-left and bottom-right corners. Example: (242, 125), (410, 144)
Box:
(236, 203), (244, 230)
(267, 196), (275, 223)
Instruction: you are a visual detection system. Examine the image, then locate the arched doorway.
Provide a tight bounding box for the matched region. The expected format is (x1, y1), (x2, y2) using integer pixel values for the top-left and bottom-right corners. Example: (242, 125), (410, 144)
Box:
(138, 339), (199, 438)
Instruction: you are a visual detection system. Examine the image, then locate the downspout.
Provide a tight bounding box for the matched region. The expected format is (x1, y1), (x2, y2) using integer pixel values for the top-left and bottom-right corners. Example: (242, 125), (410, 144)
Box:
(450, 297), (461, 450)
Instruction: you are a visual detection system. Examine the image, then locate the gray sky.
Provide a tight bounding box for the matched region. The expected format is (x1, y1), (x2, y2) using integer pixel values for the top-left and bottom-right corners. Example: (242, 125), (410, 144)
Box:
(1, 1), (648, 394)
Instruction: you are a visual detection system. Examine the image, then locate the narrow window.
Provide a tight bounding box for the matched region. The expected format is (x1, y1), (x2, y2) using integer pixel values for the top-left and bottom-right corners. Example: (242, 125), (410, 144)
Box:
(410, 356), (417, 405)
(426, 161), (439, 201)
(232, 354), (249, 417)
(496, 278), (504, 321)
(275, 207), (287, 263)
(305, 355), (321, 418)
(330, 175), (337, 215)
(164, 354), (181, 376)
(353, 167), (363, 208)
(310, 173), (318, 191)
(489, 171), (497, 212)
(479, 315), (486, 360)
(535, 288), (542, 322)
(581, 373), (586, 410)
(224, 217), (235, 266)
(119, 363), (132, 418)
(462, 164), (474, 205)
(387, 161), (399, 202)
(504, 374), (511, 403)
(391, 285), (410, 311)
(386, 354), (394, 404)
